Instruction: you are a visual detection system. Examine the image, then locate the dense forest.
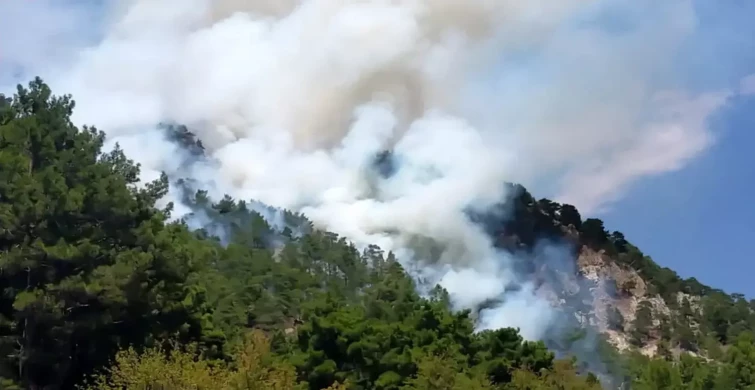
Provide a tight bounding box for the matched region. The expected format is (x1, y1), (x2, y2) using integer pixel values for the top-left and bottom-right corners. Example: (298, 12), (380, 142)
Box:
(2, 79), (755, 389)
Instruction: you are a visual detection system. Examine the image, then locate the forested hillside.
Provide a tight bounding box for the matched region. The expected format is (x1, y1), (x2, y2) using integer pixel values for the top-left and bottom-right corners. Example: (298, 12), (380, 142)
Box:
(2, 79), (755, 390)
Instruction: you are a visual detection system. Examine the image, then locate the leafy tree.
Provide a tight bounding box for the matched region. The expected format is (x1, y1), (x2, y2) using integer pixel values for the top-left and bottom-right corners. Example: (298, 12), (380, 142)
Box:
(558, 204), (582, 230)
(401, 353), (493, 390)
(82, 330), (295, 390)
(580, 219), (609, 250)
(5, 77), (755, 390)
(610, 231), (628, 253)
(631, 302), (654, 347)
(0, 79), (219, 388)
(632, 358), (683, 390)
(507, 359), (602, 389)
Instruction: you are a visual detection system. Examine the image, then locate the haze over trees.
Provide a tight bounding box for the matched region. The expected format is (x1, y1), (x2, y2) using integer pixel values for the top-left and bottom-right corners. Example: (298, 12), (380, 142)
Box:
(2, 79), (755, 389)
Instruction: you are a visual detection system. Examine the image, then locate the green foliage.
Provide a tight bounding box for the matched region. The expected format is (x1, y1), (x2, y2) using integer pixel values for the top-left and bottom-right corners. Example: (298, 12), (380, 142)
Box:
(401, 353), (493, 390)
(506, 359), (602, 389)
(631, 301), (654, 347)
(619, 336), (755, 390)
(510, 187), (755, 360)
(558, 204), (582, 230)
(580, 219), (609, 250)
(0, 79), (220, 388)
(81, 330), (296, 390)
(4, 78), (755, 389)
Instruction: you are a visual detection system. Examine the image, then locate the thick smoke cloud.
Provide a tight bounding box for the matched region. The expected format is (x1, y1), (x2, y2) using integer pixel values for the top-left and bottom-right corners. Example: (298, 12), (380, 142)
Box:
(1, 0), (753, 341)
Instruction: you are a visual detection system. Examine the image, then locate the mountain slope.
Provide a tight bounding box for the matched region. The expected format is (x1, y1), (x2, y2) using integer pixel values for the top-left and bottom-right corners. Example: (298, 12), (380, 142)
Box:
(496, 186), (752, 362)
(2, 79), (755, 389)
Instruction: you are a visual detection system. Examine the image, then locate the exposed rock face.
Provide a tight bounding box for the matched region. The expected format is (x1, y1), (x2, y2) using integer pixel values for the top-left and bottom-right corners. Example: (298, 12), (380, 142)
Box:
(565, 246), (672, 356)
(485, 189), (706, 360)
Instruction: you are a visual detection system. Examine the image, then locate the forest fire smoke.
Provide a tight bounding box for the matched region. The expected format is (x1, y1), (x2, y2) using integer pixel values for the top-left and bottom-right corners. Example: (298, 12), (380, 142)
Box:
(5, 0), (742, 340)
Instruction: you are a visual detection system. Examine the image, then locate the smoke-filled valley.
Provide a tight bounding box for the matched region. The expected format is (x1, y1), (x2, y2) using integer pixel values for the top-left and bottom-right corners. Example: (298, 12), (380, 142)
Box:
(3, 0), (755, 389)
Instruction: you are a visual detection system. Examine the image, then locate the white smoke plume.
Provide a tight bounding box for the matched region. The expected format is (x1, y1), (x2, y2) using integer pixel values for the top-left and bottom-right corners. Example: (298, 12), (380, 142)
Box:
(1, 0), (752, 340)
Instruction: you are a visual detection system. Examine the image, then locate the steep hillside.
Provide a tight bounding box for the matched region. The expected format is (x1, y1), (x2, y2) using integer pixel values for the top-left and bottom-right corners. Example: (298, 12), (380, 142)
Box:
(3, 79), (755, 389)
(159, 99), (755, 386)
(494, 186), (751, 363)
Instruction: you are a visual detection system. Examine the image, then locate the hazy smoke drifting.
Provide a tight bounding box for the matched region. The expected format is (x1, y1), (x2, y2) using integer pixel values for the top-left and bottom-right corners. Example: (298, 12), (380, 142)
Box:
(3, 0), (750, 340)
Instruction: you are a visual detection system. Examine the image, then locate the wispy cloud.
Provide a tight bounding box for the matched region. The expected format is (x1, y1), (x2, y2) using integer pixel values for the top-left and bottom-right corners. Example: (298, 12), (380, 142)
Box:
(741, 74), (755, 95)
(556, 89), (735, 214)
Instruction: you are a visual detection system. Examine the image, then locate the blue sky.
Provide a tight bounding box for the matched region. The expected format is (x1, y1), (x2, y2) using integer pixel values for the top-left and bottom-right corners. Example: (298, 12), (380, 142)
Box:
(602, 92), (755, 296)
(599, 0), (755, 296)
(1, 0), (754, 297)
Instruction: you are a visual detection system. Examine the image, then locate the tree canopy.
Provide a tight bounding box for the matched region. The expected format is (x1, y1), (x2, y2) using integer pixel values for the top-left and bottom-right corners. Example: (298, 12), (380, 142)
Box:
(1, 79), (754, 389)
